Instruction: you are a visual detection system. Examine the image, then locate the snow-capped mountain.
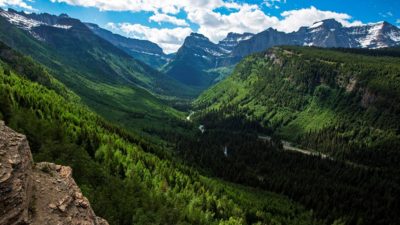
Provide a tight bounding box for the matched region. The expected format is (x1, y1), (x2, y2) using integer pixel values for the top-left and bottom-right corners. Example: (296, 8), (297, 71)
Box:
(232, 19), (400, 58)
(303, 19), (400, 48)
(0, 8), (80, 31)
(302, 19), (359, 48)
(0, 8), (88, 42)
(349, 21), (400, 48)
(0, 9), (45, 30)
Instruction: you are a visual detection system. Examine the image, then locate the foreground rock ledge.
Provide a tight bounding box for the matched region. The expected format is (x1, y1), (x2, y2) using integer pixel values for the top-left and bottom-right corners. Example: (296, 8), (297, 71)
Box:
(0, 121), (108, 225)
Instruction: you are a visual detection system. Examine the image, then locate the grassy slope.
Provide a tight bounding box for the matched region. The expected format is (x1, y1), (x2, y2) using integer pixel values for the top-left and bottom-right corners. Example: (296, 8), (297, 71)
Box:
(0, 42), (315, 225)
(195, 46), (400, 150)
(206, 65), (235, 83)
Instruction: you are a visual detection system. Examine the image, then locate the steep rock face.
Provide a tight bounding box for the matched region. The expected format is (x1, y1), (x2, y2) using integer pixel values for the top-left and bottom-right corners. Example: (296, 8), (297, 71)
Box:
(0, 121), (108, 225)
(0, 121), (32, 225)
(31, 163), (108, 225)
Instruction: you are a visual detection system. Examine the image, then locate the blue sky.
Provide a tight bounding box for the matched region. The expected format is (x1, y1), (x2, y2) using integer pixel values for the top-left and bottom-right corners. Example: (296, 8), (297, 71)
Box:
(1, 0), (398, 53)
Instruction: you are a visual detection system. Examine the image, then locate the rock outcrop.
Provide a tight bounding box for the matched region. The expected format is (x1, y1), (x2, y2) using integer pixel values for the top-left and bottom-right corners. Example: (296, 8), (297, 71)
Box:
(0, 121), (32, 225)
(0, 121), (108, 225)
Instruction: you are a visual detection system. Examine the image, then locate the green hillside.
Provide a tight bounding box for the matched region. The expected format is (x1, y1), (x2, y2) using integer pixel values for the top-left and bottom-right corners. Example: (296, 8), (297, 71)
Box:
(195, 46), (400, 167)
(189, 46), (400, 224)
(2, 9), (400, 225)
(0, 15), (195, 133)
(0, 41), (316, 225)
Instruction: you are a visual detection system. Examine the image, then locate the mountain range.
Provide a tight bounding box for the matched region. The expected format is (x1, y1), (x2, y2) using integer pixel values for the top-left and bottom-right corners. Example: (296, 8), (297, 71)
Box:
(165, 19), (400, 88)
(2, 8), (399, 91)
(1, 6), (400, 225)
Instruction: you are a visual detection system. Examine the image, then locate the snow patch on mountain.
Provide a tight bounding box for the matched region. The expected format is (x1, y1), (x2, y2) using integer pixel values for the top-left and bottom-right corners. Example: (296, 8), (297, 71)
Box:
(303, 20), (400, 49)
(238, 35), (254, 42)
(358, 23), (384, 48)
(53, 24), (73, 30)
(309, 21), (323, 29)
(0, 9), (73, 32)
(388, 30), (400, 42)
(0, 10), (42, 30)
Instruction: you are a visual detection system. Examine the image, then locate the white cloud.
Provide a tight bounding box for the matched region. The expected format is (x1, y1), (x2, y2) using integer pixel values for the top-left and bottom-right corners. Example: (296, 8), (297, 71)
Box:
(187, 4), (280, 42)
(49, 0), (231, 14)
(0, 0), (33, 10)
(105, 22), (118, 30)
(379, 11), (393, 18)
(149, 13), (188, 26)
(276, 6), (363, 32)
(186, 5), (362, 43)
(264, 0), (286, 8)
(108, 22), (192, 53)
(109, 5), (363, 53)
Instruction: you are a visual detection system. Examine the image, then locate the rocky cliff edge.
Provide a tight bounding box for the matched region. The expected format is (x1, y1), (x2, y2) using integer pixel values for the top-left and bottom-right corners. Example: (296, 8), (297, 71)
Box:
(0, 121), (108, 225)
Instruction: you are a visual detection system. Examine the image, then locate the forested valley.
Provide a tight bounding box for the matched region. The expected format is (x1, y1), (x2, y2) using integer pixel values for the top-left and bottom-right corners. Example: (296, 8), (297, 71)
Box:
(0, 40), (317, 224)
(190, 46), (400, 224)
(1, 28), (400, 225)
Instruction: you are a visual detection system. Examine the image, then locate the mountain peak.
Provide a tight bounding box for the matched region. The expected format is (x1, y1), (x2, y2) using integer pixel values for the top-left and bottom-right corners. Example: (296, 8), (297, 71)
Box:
(182, 33), (213, 48)
(59, 13), (69, 18)
(7, 8), (18, 13)
(321, 18), (341, 24)
(309, 19), (343, 30)
(189, 33), (209, 41)
(380, 21), (397, 29)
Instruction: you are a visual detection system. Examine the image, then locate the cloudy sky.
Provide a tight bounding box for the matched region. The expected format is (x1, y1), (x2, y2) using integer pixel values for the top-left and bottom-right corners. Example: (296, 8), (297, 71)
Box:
(1, 0), (398, 53)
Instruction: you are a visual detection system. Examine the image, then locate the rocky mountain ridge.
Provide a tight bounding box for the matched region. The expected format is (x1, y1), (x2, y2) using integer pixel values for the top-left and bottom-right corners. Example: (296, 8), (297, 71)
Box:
(232, 19), (400, 57)
(0, 121), (108, 225)
(85, 22), (172, 68)
(165, 19), (400, 88)
(218, 32), (255, 52)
